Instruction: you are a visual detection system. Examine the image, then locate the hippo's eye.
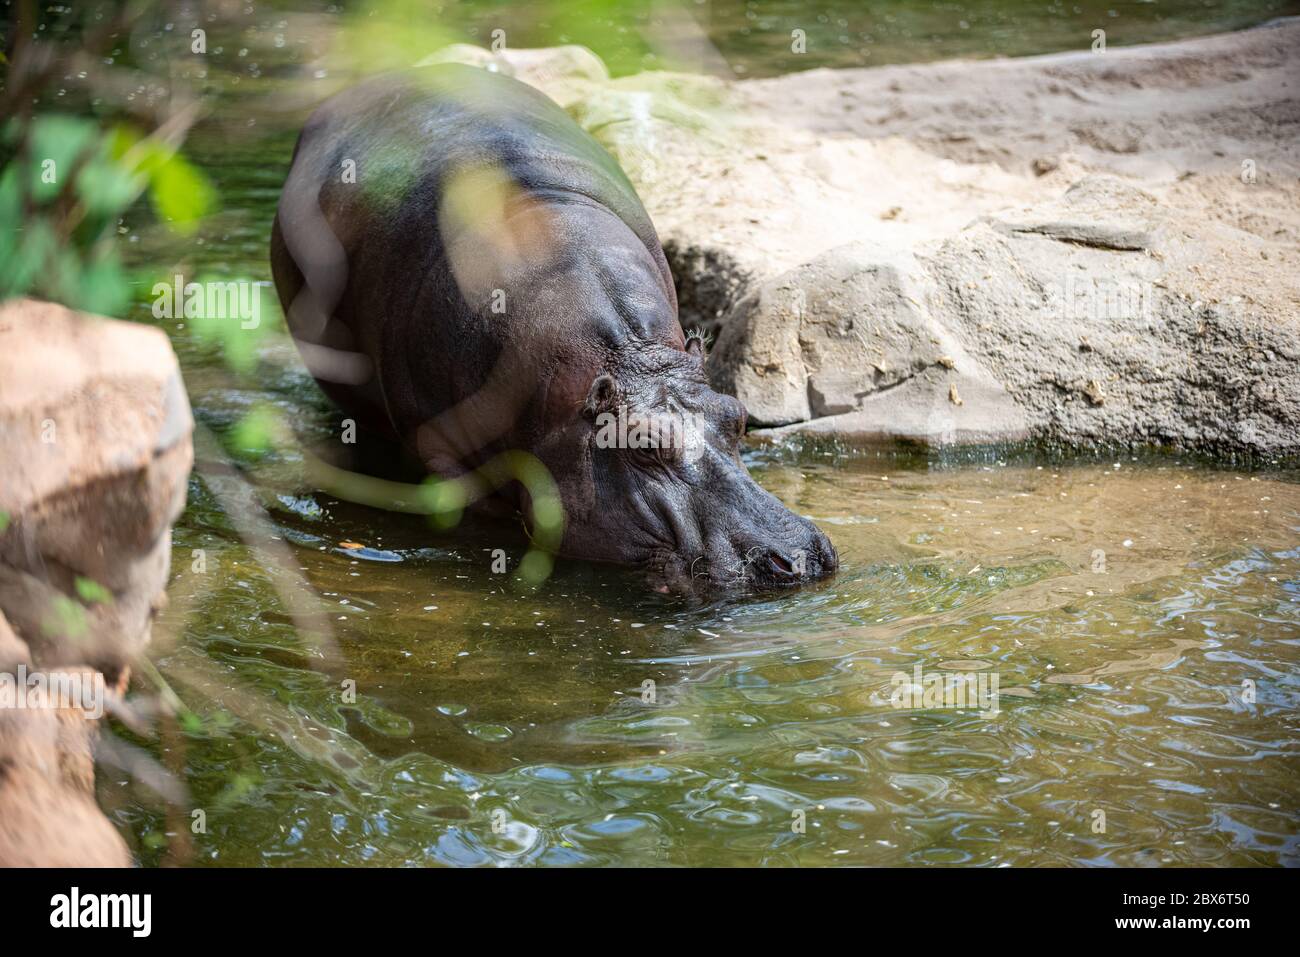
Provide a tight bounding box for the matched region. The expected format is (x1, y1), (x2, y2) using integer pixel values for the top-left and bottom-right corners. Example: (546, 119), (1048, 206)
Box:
(630, 438), (682, 468)
(613, 412), (685, 468)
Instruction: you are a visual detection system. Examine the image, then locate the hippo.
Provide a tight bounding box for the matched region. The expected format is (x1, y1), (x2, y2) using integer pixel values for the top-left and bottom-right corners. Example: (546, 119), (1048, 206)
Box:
(270, 64), (836, 592)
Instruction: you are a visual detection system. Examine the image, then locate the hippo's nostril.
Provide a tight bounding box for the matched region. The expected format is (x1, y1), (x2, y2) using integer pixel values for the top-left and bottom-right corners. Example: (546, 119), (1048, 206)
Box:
(812, 527), (839, 575)
(761, 549), (798, 580)
(769, 552), (793, 574)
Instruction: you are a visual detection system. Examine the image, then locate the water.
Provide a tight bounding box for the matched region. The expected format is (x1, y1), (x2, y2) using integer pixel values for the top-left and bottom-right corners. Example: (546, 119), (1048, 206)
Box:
(109, 428), (1300, 866)
(196, 0), (1300, 77)
(96, 2), (1300, 866)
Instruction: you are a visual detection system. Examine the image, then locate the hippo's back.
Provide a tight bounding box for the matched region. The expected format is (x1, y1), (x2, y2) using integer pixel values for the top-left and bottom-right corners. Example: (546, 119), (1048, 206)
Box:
(274, 64), (663, 276)
(271, 64), (676, 449)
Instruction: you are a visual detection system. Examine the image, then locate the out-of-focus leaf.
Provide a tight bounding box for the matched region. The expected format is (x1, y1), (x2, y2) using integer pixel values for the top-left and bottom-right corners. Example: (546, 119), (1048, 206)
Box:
(74, 576), (114, 604)
(228, 405), (279, 457)
(76, 150), (144, 216)
(107, 123), (216, 233)
(23, 114), (98, 204)
(74, 253), (130, 317)
(338, 0), (458, 74)
(2, 219), (57, 295)
(0, 164), (20, 230)
(149, 151), (216, 233)
(0, 169), (19, 272)
(105, 123), (144, 162)
(185, 278), (267, 373)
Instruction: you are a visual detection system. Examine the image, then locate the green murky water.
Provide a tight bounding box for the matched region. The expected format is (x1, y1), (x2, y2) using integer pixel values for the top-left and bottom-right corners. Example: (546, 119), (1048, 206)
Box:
(112, 441), (1300, 866)
(93, 2), (1300, 866)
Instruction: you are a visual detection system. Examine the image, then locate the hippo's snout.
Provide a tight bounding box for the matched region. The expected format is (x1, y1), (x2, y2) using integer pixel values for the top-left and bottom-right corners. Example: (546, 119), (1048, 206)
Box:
(647, 507), (838, 595)
(734, 517), (838, 590)
(553, 359), (839, 595)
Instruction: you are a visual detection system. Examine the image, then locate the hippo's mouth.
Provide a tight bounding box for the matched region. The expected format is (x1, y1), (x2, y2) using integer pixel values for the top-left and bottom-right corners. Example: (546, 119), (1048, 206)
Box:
(646, 550), (694, 595)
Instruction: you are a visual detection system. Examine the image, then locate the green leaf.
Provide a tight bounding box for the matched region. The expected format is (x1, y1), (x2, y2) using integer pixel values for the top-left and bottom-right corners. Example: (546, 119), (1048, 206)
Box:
(182, 276), (269, 372)
(0, 164), (20, 232)
(2, 219), (57, 296)
(76, 150), (144, 217)
(23, 114), (98, 205)
(228, 405), (279, 456)
(72, 252), (130, 317)
(149, 151), (216, 234)
(74, 576), (114, 605)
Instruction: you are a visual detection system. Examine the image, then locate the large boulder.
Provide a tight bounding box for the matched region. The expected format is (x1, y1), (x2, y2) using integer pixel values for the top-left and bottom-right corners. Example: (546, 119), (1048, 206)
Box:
(709, 241), (1028, 444)
(0, 297), (193, 867)
(0, 612), (129, 867)
(925, 175), (1300, 454)
(703, 173), (1299, 453)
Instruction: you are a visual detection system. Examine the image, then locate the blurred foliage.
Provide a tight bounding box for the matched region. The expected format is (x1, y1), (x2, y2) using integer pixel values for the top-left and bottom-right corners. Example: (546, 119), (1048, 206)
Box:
(334, 0), (458, 72)
(0, 1), (217, 318)
(227, 403), (281, 458)
(329, 0), (667, 76)
(74, 575), (115, 605)
(180, 278), (272, 373)
(0, 116), (216, 314)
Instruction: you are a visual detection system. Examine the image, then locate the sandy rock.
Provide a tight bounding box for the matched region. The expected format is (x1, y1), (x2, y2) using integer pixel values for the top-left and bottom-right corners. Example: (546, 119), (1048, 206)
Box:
(564, 68), (1049, 337)
(0, 299), (192, 677)
(0, 606), (27, 669)
(741, 19), (1300, 182)
(0, 298), (193, 867)
(927, 176), (1300, 454)
(0, 665), (131, 867)
(0, 610), (131, 867)
(710, 241), (1027, 444)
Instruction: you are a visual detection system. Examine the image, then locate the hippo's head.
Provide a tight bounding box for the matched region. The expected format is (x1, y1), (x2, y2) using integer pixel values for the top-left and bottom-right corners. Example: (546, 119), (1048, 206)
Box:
(536, 336), (838, 594)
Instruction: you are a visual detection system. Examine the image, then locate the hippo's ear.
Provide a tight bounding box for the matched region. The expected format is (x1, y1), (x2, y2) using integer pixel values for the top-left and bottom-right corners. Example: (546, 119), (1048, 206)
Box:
(583, 373), (622, 419)
(684, 328), (708, 361)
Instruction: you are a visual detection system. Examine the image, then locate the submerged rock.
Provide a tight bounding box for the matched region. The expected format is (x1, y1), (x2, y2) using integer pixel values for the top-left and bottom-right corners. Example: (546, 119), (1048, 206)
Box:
(0, 298), (194, 867)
